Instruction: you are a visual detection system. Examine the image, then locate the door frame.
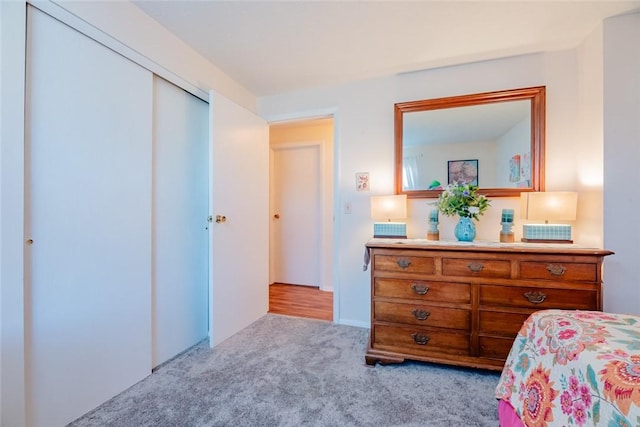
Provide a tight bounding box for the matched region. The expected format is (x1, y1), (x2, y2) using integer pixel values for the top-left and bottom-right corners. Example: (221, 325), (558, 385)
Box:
(268, 116), (335, 297)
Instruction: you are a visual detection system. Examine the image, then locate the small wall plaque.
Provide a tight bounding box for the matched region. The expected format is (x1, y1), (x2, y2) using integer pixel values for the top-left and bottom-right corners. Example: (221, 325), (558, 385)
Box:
(356, 172), (369, 191)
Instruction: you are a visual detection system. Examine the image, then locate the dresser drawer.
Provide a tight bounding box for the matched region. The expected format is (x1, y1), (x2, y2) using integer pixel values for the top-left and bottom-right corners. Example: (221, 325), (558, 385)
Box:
(373, 254), (435, 274)
(374, 278), (471, 303)
(442, 257), (511, 278)
(478, 310), (530, 336)
(373, 324), (469, 357)
(479, 284), (598, 310)
(374, 301), (470, 329)
(478, 336), (515, 360)
(519, 261), (597, 282)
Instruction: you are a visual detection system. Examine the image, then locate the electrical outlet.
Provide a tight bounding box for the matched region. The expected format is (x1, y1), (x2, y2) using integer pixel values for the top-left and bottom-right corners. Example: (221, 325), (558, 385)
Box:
(344, 201), (352, 214)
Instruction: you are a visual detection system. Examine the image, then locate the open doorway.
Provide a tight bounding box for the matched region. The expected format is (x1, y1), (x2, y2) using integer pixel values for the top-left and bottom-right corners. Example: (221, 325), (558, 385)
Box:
(268, 117), (334, 321)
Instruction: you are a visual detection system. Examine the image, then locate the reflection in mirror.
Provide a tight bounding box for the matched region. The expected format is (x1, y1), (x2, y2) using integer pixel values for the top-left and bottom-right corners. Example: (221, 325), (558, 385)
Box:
(403, 101), (530, 189)
(395, 86), (545, 198)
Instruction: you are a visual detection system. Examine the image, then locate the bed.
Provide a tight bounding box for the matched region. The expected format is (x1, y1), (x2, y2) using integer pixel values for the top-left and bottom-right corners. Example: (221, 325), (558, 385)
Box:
(495, 309), (640, 426)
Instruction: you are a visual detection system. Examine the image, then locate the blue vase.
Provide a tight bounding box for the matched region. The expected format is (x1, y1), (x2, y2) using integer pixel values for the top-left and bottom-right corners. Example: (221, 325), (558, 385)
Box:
(455, 216), (476, 242)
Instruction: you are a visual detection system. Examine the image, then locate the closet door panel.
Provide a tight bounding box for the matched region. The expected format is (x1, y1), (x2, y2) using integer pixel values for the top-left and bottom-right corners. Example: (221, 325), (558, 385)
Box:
(152, 76), (208, 367)
(26, 8), (152, 426)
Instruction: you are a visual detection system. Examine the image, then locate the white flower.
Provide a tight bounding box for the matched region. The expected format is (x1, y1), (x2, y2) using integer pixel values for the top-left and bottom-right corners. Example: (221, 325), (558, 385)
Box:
(468, 206), (480, 214)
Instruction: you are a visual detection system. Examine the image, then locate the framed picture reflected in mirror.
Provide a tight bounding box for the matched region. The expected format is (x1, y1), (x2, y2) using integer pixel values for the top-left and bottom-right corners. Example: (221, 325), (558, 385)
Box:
(447, 159), (478, 186)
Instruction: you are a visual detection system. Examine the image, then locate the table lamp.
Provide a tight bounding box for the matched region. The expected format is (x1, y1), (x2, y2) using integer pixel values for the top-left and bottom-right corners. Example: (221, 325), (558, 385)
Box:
(370, 194), (407, 238)
(520, 191), (577, 243)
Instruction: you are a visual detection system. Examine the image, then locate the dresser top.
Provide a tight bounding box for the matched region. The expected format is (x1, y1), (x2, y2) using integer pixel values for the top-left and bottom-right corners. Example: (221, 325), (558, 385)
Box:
(366, 238), (614, 256)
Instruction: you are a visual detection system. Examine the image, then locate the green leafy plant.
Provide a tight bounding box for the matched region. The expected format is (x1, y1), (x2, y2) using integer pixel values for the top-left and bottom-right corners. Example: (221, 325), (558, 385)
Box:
(435, 182), (490, 220)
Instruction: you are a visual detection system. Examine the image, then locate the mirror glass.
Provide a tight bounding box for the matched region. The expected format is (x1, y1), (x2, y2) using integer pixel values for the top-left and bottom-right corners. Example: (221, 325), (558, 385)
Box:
(395, 86), (545, 198)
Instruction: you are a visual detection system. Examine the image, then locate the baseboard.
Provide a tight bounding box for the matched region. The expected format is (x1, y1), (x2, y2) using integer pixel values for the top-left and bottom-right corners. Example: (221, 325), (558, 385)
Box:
(336, 318), (370, 329)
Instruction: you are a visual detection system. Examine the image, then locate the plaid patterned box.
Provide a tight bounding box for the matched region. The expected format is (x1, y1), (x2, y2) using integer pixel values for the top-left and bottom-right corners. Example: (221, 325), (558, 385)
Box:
(373, 222), (407, 238)
(522, 224), (572, 241)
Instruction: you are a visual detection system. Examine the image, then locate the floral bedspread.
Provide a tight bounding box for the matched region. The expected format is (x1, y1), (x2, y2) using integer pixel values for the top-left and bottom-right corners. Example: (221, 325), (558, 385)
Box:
(495, 309), (640, 426)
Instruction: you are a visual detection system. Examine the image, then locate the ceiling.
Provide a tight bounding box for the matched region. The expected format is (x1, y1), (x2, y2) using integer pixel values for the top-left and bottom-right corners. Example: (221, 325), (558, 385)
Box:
(132, 1), (640, 97)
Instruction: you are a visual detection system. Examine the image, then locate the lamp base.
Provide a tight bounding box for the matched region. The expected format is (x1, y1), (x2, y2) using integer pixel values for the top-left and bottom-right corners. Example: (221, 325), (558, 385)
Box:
(500, 232), (514, 243)
(521, 238), (573, 244)
(373, 222), (407, 239)
(426, 231), (439, 241)
(522, 224), (572, 243)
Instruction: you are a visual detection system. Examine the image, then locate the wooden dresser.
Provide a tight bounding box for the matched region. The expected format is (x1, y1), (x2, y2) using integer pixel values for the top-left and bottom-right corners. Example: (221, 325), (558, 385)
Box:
(365, 240), (613, 371)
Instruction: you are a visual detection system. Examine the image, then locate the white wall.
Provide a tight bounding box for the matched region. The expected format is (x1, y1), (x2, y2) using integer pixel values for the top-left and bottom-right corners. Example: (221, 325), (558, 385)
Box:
(259, 50), (607, 327)
(603, 12), (640, 315)
(575, 23), (605, 249)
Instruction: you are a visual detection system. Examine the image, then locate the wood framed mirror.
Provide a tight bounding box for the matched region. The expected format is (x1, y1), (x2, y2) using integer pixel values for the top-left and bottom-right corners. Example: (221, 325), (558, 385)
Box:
(395, 86), (545, 198)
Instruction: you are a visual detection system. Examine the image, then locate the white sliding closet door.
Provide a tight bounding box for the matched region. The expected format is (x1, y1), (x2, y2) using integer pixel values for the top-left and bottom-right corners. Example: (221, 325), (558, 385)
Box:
(25, 8), (152, 426)
(152, 77), (209, 367)
(209, 92), (269, 346)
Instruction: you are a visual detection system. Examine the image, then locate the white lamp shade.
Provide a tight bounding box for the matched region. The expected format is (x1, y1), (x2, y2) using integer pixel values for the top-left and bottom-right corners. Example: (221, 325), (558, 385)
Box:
(520, 192), (577, 221)
(370, 194), (407, 220)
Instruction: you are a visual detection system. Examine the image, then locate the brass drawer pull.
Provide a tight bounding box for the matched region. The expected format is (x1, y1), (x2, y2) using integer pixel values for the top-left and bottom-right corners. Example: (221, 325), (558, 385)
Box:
(397, 258), (411, 269)
(411, 309), (431, 321)
(524, 291), (547, 304)
(467, 262), (484, 273)
(546, 264), (566, 276)
(411, 284), (429, 295)
(411, 333), (430, 345)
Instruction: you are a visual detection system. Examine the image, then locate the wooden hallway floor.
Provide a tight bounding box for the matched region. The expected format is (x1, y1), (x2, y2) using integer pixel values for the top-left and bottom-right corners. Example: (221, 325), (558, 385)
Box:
(268, 283), (333, 321)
